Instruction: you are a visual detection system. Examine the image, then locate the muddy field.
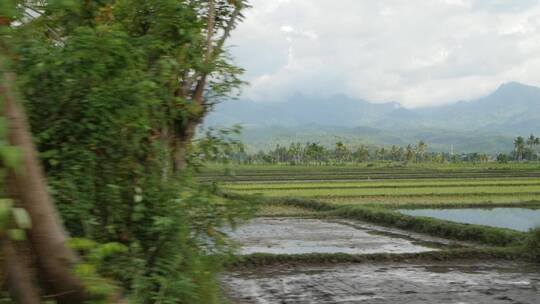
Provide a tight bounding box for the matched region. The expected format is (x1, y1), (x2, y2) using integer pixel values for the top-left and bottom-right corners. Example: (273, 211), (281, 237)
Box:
(222, 261), (540, 304)
(226, 217), (442, 255)
(215, 166), (540, 303)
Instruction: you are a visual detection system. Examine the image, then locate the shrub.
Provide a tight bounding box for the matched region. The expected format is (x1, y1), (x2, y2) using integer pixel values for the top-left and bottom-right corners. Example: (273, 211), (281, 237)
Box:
(526, 227), (540, 261)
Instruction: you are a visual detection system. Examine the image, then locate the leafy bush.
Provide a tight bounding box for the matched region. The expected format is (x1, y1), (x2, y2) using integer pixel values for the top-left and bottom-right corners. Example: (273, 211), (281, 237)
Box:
(6, 0), (251, 302)
(526, 227), (540, 262)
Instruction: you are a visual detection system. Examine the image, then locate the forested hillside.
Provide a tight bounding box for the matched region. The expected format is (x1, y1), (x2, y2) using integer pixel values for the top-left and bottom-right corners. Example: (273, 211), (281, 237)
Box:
(206, 82), (540, 153)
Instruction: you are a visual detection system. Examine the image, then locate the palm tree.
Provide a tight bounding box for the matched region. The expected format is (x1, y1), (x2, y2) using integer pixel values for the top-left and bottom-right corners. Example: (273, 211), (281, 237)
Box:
(529, 135), (540, 161)
(288, 142), (303, 164)
(415, 140), (428, 162)
(305, 142), (325, 164)
(534, 137), (540, 161)
(355, 145), (369, 163)
(479, 154), (489, 163)
(390, 145), (402, 161)
(405, 144), (415, 162)
(514, 136), (525, 161)
(527, 134), (536, 149)
(335, 141), (351, 163)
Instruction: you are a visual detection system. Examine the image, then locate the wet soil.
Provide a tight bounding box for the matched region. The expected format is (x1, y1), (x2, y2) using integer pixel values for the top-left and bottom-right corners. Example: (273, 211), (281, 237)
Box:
(225, 217), (440, 255)
(222, 260), (540, 304)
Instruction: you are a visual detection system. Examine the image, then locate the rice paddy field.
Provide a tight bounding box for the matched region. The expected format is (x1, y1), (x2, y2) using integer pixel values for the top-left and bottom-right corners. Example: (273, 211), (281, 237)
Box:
(202, 163), (540, 207)
(208, 163), (540, 303)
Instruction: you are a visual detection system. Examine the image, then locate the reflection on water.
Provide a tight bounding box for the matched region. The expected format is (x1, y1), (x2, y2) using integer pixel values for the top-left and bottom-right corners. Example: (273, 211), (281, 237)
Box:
(399, 208), (540, 232)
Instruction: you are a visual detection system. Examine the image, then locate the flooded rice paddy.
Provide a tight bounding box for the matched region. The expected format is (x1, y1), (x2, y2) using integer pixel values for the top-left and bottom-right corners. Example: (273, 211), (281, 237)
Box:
(226, 217), (440, 255)
(399, 208), (540, 232)
(222, 261), (540, 304)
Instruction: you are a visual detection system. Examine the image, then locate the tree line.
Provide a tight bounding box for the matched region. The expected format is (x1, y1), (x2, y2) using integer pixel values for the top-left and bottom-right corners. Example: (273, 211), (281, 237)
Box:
(506, 134), (540, 162)
(220, 140), (493, 165)
(219, 134), (540, 165)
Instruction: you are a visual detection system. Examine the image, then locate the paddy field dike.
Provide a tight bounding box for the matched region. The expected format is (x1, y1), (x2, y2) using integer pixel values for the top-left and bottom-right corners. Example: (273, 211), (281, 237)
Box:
(200, 163), (540, 303)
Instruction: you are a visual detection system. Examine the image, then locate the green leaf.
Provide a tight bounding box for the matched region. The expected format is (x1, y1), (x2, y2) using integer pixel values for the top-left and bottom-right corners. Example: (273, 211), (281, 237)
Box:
(12, 207), (31, 229)
(0, 118), (7, 139)
(0, 0), (18, 17)
(9, 228), (26, 241)
(74, 263), (96, 276)
(68, 237), (98, 250)
(0, 145), (21, 170)
(0, 198), (13, 230)
(89, 242), (127, 262)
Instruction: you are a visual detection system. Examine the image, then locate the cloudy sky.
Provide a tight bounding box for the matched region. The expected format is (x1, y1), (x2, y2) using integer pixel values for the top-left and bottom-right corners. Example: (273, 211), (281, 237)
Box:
(228, 0), (540, 108)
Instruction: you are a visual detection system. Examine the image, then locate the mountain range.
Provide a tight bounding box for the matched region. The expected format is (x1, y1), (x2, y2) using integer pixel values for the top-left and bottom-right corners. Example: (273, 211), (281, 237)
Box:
(205, 82), (540, 153)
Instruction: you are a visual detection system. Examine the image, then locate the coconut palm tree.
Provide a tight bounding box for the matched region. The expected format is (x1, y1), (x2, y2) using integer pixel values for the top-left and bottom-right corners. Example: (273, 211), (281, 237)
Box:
(514, 136), (526, 161)
(376, 147), (386, 161)
(390, 145), (402, 161)
(415, 140), (428, 162)
(335, 141), (351, 163)
(405, 144), (416, 162)
(527, 134), (537, 150)
(355, 145), (370, 163)
(528, 135), (540, 161)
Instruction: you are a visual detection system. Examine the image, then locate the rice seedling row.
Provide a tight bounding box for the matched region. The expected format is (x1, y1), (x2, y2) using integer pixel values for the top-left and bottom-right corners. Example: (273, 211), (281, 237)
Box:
(224, 181), (540, 191)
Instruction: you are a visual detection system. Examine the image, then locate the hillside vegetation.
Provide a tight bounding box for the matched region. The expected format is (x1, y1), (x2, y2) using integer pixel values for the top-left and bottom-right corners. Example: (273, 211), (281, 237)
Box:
(206, 82), (540, 153)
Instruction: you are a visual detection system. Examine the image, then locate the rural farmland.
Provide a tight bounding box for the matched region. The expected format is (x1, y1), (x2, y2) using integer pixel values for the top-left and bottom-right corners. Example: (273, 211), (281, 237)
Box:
(5, 1), (540, 303)
(202, 163), (540, 303)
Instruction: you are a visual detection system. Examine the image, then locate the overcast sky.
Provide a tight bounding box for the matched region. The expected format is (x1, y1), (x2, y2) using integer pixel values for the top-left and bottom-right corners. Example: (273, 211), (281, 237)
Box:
(228, 0), (540, 108)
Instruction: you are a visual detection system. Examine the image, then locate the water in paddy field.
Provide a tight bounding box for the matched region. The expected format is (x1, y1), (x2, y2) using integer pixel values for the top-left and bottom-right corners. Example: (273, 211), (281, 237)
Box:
(224, 218), (442, 255)
(399, 208), (540, 232)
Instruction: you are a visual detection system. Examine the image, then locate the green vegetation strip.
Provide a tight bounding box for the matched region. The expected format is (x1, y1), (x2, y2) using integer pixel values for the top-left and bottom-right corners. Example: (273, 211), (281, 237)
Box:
(357, 200), (540, 210)
(228, 248), (524, 269)
(202, 163), (540, 173)
(310, 192), (540, 199)
(201, 165), (540, 177)
(241, 189), (540, 198)
(202, 172), (540, 180)
(322, 195), (540, 206)
(225, 181), (540, 191)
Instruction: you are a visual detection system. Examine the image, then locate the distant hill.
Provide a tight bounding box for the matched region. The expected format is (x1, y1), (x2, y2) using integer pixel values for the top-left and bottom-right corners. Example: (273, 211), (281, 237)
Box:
(205, 82), (540, 153)
(207, 93), (402, 127)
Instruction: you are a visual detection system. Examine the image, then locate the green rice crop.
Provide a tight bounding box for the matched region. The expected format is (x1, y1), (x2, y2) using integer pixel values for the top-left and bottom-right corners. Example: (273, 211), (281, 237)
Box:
(231, 185), (540, 198)
(321, 195), (540, 206)
(223, 179), (540, 191)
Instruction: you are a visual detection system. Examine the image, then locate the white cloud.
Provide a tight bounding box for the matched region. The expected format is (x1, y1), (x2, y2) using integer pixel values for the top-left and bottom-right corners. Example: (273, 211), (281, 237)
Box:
(229, 0), (540, 108)
(280, 25), (294, 33)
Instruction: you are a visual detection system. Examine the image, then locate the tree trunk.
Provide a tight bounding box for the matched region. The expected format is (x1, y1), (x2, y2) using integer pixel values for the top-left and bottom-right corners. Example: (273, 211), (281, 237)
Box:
(2, 239), (41, 304)
(173, 122), (197, 172)
(1, 71), (90, 303)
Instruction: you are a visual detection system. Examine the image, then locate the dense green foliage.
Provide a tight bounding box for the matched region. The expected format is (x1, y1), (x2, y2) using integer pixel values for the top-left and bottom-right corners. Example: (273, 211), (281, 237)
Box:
(0, 1), (24, 238)
(512, 134), (540, 161)
(527, 227), (540, 262)
(221, 140), (495, 165)
(2, 0), (252, 303)
(216, 134), (540, 165)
